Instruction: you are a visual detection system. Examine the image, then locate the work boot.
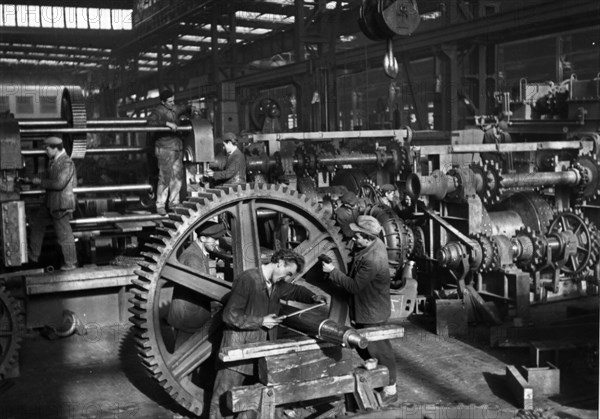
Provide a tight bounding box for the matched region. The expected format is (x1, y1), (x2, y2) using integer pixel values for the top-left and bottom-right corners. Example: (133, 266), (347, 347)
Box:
(380, 384), (398, 406)
(60, 264), (77, 271)
(157, 206), (167, 216)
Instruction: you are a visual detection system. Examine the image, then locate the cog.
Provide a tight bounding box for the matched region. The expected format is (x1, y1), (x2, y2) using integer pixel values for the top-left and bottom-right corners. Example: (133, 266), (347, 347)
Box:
(471, 232), (499, 272)
(0, 285), (24, 379)
(130, 184), (351, 416)
(514, 226), (546, 271)
(481, 160), (504, 206)
(547, 210), (596, 275)
(572, 153), (600, 203)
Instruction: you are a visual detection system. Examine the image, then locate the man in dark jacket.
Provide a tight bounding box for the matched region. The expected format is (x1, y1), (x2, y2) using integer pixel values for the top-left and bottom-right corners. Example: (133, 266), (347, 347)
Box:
(206, 132), (246, 185)
(321, 215), (398, 405)
(148, 89), (187, 215)
(167, 222), (225, 350)
(335, 191), (361, 240)
(209, 249), (327, 419)
(28, 136), (78, 271)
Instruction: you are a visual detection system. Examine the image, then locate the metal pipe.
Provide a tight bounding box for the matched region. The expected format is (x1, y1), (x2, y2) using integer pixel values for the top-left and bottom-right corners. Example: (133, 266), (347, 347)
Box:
(18, 118), (149, 127)
(279, 306), (368, 349)
(20, 184), (152, 196)
(20, 126), (193, 134)
(405, 171), (458, 200)
(22, 147), (148, 156)
(501, 170), (579, 188)
(70, 213), (165, 225)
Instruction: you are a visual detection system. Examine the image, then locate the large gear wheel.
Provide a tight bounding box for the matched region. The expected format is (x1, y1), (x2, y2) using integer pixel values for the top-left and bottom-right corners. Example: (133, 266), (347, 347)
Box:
(130, 184), (350, 416)
(60, 87), (88, 159)
(0, 285), (24, 379)
(547, 210), (597, 275)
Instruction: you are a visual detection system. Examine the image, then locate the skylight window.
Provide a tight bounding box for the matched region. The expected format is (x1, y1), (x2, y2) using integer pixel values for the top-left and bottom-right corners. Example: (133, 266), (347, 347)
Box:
(0, 5), (131, 30)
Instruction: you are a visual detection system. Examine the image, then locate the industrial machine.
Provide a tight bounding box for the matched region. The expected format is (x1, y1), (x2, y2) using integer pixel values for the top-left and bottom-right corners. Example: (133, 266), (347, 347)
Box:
(0, 75), (598, 416)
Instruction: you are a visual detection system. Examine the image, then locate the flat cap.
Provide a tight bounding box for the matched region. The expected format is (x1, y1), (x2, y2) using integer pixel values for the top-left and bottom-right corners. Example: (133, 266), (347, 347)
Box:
(381, 184), (396, 193)
(159, 89), (174, 101)
(222, 132), (238, 144)
(349, 215), (382, 237)
(340, 191), (359, 206)
(197, 222), (225, 238)
(44, 136), (63, 146)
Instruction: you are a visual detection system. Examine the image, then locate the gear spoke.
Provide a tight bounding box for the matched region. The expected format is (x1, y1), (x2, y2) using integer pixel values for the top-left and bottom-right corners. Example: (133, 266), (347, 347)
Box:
(161, 261), (230, 301)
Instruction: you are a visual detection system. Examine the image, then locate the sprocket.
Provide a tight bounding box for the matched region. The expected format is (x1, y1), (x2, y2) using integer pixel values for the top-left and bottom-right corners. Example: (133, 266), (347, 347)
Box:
(514, 226), (546, 272)
(0, 285), (24, 379)
(130, 184), (350, 416)
(572, 153), (600, 204)
(471, 232), (498, 272)
(547, 209), (597, 275)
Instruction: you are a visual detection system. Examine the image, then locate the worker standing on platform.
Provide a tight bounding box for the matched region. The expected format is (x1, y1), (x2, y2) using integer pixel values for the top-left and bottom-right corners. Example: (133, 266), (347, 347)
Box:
(147, 89), (186, 215)
(209, 249), (327, 419)
(26, 136), (78, 271)
(321, 215), (398, 405)
(205, 132), (247, 185)
(167, 222), (225, 350)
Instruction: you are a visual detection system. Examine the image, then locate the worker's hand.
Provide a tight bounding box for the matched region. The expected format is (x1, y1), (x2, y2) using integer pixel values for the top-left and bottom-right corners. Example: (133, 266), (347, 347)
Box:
(205, 168), (214, 178)
(31, 177), (42, 186)
(312, 294), (327, 304)
(166, 121), (178, 131)
(16, 177), (30, 184)
(321, 262), (334, 273)
(262, 314), (282, 329)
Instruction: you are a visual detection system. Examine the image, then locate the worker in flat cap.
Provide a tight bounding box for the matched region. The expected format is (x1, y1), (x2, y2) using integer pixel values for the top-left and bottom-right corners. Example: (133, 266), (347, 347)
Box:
(205, 132), (247, 185)
(26, 136), (78, 270)
(167, 221), (226, 349)
(321, 215), (398, 405)
(335, 191), (361, 240)
(380, 184), (397, 207)
(148, 88), (196, 215)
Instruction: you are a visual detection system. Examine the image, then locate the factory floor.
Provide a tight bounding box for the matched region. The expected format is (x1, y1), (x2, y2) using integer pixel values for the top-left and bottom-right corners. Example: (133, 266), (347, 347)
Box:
(0, 298), (598, 419)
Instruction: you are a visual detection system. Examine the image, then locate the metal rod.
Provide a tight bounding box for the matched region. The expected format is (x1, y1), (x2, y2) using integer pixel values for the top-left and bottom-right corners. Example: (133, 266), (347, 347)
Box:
(18, 118), (149, 127)
(21, 147), (149, 156)
(501, 170), (579, 188)
(70, 213), (164, 225)
(20, 126), (192, 134)
(20, 184), (152, 196)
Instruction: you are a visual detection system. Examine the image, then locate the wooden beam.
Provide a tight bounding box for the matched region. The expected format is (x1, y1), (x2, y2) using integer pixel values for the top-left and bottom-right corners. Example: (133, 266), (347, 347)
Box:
(228, 366), (389, 412)
(506, 365), (533, 410)
(257, 347), (353, 385)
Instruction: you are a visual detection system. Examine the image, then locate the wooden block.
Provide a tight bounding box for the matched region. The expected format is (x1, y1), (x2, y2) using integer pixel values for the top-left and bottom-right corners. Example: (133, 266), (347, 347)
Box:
(523, 363), (560, 396)
(258, 347), (353, 385)
(506, 365), (533, 409)
(228, 366), (389, 413)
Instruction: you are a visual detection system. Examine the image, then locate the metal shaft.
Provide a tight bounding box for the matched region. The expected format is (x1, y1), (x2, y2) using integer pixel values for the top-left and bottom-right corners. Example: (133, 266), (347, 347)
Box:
(501, 170), (579, 188)
(20, 184), (152, 196)
(20, 126), (193, 134)
(22, 147), (148, 156)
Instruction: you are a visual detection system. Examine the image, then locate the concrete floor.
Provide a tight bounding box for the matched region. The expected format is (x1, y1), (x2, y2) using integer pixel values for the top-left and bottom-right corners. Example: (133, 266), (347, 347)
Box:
(0, 300), (598, 419)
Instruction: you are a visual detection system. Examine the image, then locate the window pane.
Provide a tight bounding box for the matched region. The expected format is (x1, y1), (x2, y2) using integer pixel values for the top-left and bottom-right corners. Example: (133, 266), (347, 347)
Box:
(27, 5), (40, 27)
(99, 9), (111, 29)
(16, 96), (34, 114)
(88, 8), (100, 29)
(40, 96), (57, 114)
(52, 7), (64, 28)
(41, 6), (53, 28)
(16, 5), (27, 26)
(3, 5), (16, 26)
(65, 7), (77, 28)
(76, 7), (88, 29)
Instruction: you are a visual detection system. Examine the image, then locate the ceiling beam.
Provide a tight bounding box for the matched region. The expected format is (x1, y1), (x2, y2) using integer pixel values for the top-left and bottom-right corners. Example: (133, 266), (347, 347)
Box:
(0, 27), (126, 49)
(0, 44), (111, 58)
